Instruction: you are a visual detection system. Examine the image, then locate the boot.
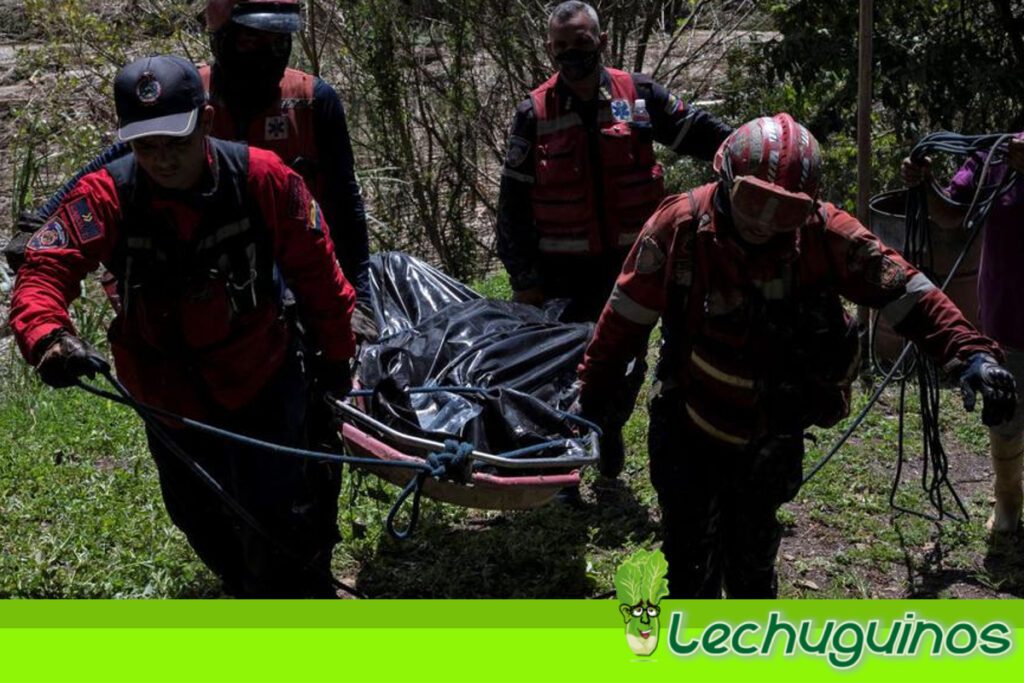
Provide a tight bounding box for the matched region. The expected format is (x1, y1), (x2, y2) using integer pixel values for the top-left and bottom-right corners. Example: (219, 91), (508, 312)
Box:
(987, 432), (1024, 534)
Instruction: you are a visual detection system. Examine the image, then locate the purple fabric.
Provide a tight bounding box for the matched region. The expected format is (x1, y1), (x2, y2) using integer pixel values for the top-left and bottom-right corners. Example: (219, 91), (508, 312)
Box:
(947, 139), (1024, 348)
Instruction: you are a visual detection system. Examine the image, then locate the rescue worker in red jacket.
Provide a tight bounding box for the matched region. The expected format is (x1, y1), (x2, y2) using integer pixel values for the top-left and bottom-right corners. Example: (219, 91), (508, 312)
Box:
(578, 113), (1017, 598)
(10, 55), (357, 598)
(497, 1), (731, 478)
(202, 0), (373, 341)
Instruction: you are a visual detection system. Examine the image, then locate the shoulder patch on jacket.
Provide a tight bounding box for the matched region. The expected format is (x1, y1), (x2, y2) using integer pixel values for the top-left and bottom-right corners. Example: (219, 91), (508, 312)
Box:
(27, 219), (69, 251)
(505, 135), (531, 168)
(634, 235), (666, 274)
(868, 255), (907, 291)
(67, 197), (101, 243)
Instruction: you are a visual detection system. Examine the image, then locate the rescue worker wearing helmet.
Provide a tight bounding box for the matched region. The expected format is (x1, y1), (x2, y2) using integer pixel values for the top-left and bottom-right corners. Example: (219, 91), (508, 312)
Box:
(9, 56), (357, 598)
(203, 0), (376, 341)
(496, 0), (732, 479)
(578, 113), (1017, 598)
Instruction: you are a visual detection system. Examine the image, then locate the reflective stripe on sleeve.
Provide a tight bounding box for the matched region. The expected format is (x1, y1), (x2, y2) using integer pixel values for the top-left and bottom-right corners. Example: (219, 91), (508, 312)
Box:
(501, 168), (534, 183)
(609, 283), (661, 326)
(880, 272), (937, 327)
(670, 110), (696, 150)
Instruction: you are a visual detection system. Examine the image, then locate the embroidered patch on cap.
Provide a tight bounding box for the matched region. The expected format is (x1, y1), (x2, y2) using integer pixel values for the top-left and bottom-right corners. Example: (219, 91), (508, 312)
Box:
(136, 72), (161, 106)
(505, 135), (531, 168)
(27, 219), (69, 251)
(68, 198), (101, 243)
(265, 115), (289, 141)
(634, 235), (666, 274)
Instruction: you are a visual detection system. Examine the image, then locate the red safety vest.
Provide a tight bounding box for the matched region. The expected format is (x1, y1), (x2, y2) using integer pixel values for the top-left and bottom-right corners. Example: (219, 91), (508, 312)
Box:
(199, 65), (322, 196)
(529, 68), (665, 256)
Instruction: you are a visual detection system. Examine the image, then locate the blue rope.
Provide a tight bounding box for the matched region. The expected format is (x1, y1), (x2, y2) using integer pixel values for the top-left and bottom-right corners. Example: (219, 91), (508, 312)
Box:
(77, 371), (595, 540)
(386, 439), (474, 539)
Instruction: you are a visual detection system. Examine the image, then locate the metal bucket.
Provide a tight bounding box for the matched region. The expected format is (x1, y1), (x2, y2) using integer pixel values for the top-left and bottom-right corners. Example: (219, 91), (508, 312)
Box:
(868, 190), (981, 363)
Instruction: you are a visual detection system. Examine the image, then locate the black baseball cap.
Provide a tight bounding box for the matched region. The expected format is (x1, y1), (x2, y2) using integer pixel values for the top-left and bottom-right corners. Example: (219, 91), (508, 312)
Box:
(114, 55), (207, 142)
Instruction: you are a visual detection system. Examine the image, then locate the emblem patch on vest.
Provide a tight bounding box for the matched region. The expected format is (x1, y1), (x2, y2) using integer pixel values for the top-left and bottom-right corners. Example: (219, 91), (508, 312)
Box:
(265, 115), (289, 141)
(634, 235), (666, 274)
(27, 219), (69, 251)
(505, 135), (530, 168)
(611, 99), (633, 123)
(68, 198), (101, 243)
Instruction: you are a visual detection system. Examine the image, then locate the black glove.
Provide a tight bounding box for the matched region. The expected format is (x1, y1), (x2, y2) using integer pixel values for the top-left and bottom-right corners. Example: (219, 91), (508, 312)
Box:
(960, 352), (1017, 426)
(35, 330), (110, 388)
(319, 358), (354, 399)
(351, 302), (380, 345)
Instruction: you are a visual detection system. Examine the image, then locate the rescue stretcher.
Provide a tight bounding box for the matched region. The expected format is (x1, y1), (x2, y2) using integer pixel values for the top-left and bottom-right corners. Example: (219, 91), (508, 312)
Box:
(332, 252), (601, 510)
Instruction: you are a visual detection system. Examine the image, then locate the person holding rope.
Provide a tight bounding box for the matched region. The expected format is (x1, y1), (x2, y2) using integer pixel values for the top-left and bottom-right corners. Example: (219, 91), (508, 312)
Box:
(578, 113), (1016, 598)
(9, 55), (357, 597)
(902, 137), (1024, 535)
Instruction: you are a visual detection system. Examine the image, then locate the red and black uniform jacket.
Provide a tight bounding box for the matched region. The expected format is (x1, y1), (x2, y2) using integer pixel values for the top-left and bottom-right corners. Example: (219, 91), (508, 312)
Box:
(496, 68), (732, 291)
(11, 139), (356, 420)
(201, 64), (371, 302)
(579, 183), (1001, 447)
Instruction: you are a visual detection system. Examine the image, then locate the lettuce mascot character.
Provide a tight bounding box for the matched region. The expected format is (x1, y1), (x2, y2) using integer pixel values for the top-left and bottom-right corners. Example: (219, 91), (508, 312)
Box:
(615, 549), (669, 656)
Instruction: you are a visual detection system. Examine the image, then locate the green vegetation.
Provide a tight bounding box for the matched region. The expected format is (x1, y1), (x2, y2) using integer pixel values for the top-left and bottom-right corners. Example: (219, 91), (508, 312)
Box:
(4, 1), (1024, 598)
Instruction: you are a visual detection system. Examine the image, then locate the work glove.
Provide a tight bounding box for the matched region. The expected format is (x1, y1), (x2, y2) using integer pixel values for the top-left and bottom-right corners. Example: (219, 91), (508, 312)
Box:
(319, 358), (354, 399)
(351, 302), (380, 345)
(35, 330), (110, 389)
(512, 287), (545, 307)
(960, 352), (1017, 426)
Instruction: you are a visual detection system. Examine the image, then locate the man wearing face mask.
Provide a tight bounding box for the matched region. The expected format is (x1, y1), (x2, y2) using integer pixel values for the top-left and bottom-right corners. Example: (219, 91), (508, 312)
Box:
(9, 55), (357, 597)
(201, 0), (375, 342)
(496, 1), (731, 480)
(578, 113), (1016, 598)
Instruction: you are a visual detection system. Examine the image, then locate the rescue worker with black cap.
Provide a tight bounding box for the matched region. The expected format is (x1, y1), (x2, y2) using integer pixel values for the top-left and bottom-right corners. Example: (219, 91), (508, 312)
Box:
(9, 55), (357, 598)
(496, 0), (732, 479)
(578, 113), (1017, 598)
(10, 1), (376, 341)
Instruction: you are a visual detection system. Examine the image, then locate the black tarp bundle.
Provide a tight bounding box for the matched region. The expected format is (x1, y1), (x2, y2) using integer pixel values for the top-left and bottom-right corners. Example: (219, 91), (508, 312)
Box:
(356, 252), (594, 461)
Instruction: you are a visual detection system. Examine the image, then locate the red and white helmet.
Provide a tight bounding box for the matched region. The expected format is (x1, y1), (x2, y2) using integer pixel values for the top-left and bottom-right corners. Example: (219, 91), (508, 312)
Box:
(206, 0), (302, 33)
(713, 113), (824, 237)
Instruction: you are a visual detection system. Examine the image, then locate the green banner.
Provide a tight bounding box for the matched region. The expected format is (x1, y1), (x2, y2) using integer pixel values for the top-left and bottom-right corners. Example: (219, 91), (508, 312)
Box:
(0, 600), (1020, 679)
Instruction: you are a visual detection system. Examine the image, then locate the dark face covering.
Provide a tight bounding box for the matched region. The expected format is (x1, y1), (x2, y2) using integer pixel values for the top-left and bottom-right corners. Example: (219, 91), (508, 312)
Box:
(555, 47), (600, 82)
(211, 25), (291, 111)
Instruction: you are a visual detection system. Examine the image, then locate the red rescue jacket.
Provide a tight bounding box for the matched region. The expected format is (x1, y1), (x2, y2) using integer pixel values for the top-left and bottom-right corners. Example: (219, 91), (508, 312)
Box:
(580, 183), (1000, 447)
(529, 68), (665, 256)
(10, 141), (356, 421)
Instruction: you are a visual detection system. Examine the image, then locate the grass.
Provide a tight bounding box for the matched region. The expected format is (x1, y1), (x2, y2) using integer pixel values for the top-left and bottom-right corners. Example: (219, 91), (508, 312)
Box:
(1, 276), (1022, 598)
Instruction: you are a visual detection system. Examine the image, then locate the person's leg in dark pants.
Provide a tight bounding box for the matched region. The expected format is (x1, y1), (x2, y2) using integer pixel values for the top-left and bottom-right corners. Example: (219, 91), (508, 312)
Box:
(223, 347), (341, 598)
(648, 392), (727, 598)
(145, 425), (248, 594)
(720, 436), (804, 598)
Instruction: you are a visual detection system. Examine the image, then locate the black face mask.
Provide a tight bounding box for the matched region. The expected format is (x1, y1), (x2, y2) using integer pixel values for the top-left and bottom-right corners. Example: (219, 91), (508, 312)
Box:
(555, 48), (600, 82)
(211, 26), (292, 110)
